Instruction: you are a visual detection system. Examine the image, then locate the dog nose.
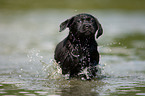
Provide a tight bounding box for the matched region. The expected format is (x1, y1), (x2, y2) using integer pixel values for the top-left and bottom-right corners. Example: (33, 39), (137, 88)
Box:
(85, 24), (91, 28)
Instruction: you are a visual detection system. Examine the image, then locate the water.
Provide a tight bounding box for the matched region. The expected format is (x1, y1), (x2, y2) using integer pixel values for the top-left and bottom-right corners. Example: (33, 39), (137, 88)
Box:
(0, 10), (145, 96)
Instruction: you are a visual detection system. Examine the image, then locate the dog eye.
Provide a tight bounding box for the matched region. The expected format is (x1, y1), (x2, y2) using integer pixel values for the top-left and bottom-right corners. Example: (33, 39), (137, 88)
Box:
(90, 19), (95, 23)
(77, 20), (82, 23)
(86, 18), (91, 21)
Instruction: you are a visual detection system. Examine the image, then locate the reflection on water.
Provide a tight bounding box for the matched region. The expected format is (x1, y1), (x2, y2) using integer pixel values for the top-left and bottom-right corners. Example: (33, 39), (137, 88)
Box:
(0, 10), (145, 96)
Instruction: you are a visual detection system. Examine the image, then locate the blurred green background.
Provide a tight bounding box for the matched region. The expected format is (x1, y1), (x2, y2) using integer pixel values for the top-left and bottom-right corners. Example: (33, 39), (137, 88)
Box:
(0, 0), (145, 10)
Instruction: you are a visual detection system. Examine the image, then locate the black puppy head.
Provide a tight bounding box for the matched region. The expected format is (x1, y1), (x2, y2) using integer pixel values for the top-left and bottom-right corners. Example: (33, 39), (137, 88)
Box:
(59, 13), (103, 38)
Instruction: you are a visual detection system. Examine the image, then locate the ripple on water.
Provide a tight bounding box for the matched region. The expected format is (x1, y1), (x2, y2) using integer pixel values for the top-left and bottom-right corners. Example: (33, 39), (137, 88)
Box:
(136, 93), (145, 95)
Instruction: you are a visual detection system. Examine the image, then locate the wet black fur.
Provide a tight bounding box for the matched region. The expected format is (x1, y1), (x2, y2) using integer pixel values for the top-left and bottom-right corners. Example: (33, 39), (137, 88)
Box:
(54, 13), (103, 79)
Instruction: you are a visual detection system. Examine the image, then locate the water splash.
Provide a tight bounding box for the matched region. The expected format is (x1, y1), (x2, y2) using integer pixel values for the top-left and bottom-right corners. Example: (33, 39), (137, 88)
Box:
(17, 48), (45, 78)
(41, 59), (62, 79)
(26, 48), (62, 79)
(27, 48), (43, 62)
(25, 48), (106, 80)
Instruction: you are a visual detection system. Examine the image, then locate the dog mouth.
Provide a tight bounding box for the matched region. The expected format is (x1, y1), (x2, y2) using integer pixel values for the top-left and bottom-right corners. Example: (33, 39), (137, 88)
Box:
(84, 30), (92, 35)
(80, 25), (94, 35)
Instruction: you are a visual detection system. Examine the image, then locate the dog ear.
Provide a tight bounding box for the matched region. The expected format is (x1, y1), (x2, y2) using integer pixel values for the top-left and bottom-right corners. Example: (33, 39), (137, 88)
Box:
(96, 19), (103, 39)
(59, 17), (74, 32)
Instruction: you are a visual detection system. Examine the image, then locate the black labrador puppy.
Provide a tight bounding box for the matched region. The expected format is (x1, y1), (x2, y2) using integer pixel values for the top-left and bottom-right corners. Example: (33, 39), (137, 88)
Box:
(54, 13), (103, 79)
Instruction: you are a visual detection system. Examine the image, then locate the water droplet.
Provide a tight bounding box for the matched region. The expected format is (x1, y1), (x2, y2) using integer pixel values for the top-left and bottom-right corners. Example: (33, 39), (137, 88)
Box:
(124, 46), (127, 48)
(109, 49), (112, 52)
(40, 56), (43, 58)
(19, 75), (21, 77)
(36, 53), (39, 56)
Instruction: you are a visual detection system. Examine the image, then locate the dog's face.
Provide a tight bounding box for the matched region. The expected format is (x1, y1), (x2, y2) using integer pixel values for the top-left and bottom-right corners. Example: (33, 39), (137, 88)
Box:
(59, 13), (103, 38)
(70, 14), (98, 36)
